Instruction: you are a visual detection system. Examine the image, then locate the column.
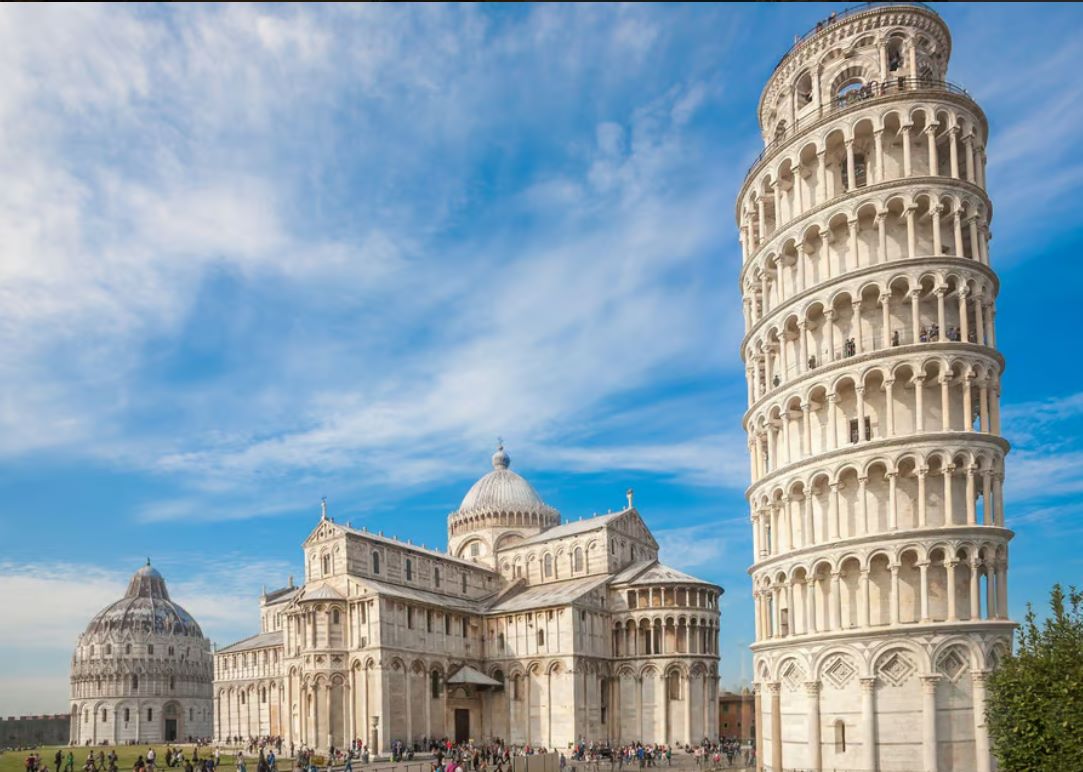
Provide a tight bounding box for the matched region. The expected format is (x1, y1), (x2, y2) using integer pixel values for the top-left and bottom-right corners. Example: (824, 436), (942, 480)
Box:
(997, 562), (1008, 618)
(982, 472), (994, 526)
(962, 375), (974, 430)
(825, 309), (836, 362)
(964, 134), (975, 182)
(914, 376), (925, 433)
(918, 562), (930, 622)
(816, 149), (828, 205)
(969, 217), (980, 261)
(874, 129), (885, 183)
(857, 570), (870, 628)
(906, 206), (917, 258)
(845, 139), (857, 192)
(943, 465), (955, 525)
(890, 565), (901, 625)
(966, 467), (977, 525)
(757, 196), (766, 243)
(802, 403), (812, 456)
(979, 382), (990, 432)
(927, 125), (939, 176)
(935, 287), (946, 334)
(931, 205), (942, 256)
(969, 561), (981, 620)
(877, 212), (888, 263)
(860, 677), (877, 772)
(953, 211), (964, 256)
(901, 124), (912, 177)
(853, 300), (864, 355)
(972, 671), (991, 772)
(940, 376), (951, 431)
(830, 572), (842, 631)
(829, 483), (842, 541)
(881, 293), (892, 348)
(806, 578), (818, 634)
(831, 394), (840, 448)
(887, 471), (898, 530)
(798, 321), (809, 370)
(910, 289), (921, 343)
(769, 682), (782, 772)
(921, 675), (940, 772)
(986, 564), (996, 619)
(806, 681), (822, 772)
(857, 387), (867, 441)
(949, 126), (960, 178)
(946, 561), (958, 621)
(884, 379), (895, 436)
(754, 687), (764, 772)
(858, 476), (869, 535)
(917, 468), (928, 527)
(959, 290), (970, 342)
(804, 493), (814, 546)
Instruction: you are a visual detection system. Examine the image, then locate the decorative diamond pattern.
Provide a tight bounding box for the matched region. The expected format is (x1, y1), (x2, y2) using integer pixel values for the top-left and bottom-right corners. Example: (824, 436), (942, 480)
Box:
(938, 648), (968, 682)
(782, 661), (805, 690)
(878, 651), (916, 686)
(823, 655), (856, 689)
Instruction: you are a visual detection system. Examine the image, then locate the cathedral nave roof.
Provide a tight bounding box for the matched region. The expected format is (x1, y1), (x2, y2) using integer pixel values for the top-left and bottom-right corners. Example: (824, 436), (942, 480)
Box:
(216, 629), (283, 654)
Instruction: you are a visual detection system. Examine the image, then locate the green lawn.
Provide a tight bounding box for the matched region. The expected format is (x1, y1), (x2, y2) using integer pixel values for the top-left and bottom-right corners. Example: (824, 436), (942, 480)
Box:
(0, 747), (267, 772)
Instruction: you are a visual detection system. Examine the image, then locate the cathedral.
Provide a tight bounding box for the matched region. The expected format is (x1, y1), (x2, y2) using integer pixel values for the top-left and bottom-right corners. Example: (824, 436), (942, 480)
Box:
(213, 446), (722, 752)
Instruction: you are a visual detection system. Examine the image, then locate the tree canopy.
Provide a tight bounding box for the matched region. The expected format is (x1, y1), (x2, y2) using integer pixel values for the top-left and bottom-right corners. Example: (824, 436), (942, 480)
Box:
(987, 584), (1083, 770)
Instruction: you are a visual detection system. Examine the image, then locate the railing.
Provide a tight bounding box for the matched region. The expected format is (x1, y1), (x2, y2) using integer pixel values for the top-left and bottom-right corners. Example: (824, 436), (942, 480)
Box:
(773, 1), (937, 73)
(742, 77), (974, 184)
(757, 325), (984, 393)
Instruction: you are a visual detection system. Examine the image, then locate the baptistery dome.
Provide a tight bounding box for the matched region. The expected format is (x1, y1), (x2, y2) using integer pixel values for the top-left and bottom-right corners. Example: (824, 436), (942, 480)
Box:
(70, 561), (213, 745)
(448, 446), (561, 564)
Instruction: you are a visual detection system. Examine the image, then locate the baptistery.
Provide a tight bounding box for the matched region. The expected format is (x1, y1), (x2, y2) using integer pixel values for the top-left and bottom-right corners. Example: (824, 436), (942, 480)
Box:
(70, 561), (213, 744)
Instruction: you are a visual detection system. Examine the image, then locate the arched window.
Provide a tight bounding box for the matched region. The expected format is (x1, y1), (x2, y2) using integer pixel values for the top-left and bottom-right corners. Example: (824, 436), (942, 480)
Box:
(434, 567), (441, 587)
(148, 644), (154, 655)
(131, 674), (139, 691)
(574, 547), (584, 573)
(405, 559), (413, 581)
(498, 632), (505, 649)
(512, 675), (521, 701)
(322, 554), (331, 575)
(169, 676), (175, 690)
(104, 644), (111, 655)
(462, 573), (468, 593)
(796, 71), (813, 106)
(537, 629), (545, 647)
(240, 691), (246, 705)
(431, 670), (442, 698)
(332, 609), (340, 624)
(470, 542), (480, 557)
(102, 709), (107, 721)
(261, 688), (267, 703)
(544, 554), (553, 578)
(167, 645), (174, 656)
(89, 645), (94, 656)
(372, 551), (380, 575)
(835, 720), (847, 752)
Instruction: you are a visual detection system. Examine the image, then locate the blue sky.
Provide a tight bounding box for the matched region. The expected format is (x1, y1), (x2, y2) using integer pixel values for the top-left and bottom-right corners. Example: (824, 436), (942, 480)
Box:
(2, 2), (1083, 715)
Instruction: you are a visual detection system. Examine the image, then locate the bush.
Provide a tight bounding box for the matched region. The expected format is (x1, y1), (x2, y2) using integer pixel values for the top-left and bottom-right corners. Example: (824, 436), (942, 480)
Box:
(986, 584), (1083, 770)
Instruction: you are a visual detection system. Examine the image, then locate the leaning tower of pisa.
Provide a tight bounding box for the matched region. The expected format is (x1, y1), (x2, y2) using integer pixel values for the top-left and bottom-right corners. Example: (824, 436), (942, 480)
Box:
(737, 5), (1013, 771)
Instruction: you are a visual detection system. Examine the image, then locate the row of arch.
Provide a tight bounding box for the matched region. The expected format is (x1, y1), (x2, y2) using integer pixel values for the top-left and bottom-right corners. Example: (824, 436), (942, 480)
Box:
(742, 97), (987, 261)
(753, 540), (1009, 638)
(747, 355), (1003, 484)
(750, 443), (1006, 562)
(742, 188), (993, 333)
(611, 616), (719, 657)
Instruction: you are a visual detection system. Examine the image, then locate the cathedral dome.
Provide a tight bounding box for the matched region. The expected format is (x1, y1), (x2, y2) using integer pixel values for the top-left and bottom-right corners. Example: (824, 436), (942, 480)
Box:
(82, 560), (204, 638)
(458, 446), (548, 513)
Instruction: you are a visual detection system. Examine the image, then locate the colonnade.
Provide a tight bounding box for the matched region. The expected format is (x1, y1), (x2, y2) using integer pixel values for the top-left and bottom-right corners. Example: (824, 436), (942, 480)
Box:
(612, 617), (720, 657)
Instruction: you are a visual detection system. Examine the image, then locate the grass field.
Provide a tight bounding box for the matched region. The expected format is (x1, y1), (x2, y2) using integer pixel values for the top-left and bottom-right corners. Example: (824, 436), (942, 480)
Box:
(0, 747), (258, 772)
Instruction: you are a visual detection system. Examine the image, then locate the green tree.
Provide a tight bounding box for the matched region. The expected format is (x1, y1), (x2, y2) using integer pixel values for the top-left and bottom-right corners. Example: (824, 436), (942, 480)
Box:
(986, 584), (1083, 770)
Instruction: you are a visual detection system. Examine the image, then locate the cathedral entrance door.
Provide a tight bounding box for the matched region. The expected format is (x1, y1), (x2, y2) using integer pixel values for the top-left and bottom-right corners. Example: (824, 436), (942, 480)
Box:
(454, 709), (470, 744)
(165, 719), (177, 742)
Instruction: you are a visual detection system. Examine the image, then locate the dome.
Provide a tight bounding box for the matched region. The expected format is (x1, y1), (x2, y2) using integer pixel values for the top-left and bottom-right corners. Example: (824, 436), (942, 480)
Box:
(83, 560), (204, 638)
(458, 446), (549, 513)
